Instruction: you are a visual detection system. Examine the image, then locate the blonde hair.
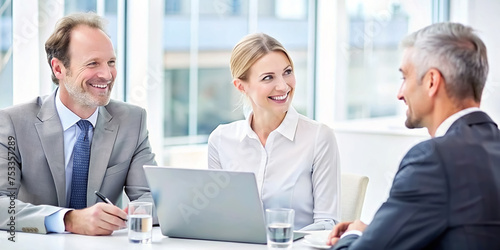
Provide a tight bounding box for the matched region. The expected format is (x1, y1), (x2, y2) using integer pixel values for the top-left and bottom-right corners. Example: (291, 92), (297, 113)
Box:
(230, 33), (294, 81)
(45, 12), (108, 85)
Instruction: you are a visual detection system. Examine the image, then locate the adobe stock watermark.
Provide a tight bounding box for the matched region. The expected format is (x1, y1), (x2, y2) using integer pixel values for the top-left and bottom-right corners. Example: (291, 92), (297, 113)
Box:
(213, 0), (234, 18)
(6, 190), (16, 242)
(13, 0), (64, 51)
(6, 135), (18, 242)
(339, 8), (393, 60)
(482, 80), (499, 103)
(129, 66), (162, 104)
(177, 170), (232, 224)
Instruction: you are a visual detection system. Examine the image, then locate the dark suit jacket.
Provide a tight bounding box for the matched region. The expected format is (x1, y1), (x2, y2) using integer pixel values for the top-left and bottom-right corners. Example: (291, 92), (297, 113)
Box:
(333, 111), (500, 249)
(0, 90), (157, 233)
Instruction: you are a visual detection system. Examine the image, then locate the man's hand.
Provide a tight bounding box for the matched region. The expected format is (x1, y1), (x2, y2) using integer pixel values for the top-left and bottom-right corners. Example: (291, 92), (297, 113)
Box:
(64, 203), (127, 235)
(327, 220), (368, 246)
(327, 221), (352, 246)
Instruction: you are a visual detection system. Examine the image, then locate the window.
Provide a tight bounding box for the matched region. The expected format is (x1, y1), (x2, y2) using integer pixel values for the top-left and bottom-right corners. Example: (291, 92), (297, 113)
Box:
(162, 0), (315, 146)
(64, 0), (119, 58)
(257, 0), (312, 116)
(64, 0), (123, 100)
(0, 0), (12, 108)
(342, 0), (432, 120)
(7, 0), (448, 165)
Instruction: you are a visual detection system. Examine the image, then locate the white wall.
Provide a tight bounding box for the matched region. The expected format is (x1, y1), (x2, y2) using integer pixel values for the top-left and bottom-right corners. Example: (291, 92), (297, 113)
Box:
(330, 0), (500, 223)
(164, 119), (430, 224)
(451, 0), (500, 123)
(332, 117), (428, 223)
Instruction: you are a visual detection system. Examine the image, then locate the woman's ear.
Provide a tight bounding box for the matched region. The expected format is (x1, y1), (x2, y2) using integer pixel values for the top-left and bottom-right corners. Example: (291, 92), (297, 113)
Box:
(233, 79), (245, 93)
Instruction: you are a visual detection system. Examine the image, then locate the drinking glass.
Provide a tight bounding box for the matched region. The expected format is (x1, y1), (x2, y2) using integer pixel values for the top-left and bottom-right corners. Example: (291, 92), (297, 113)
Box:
(128, 201), (153, 244)
(265, 208), (294, 249)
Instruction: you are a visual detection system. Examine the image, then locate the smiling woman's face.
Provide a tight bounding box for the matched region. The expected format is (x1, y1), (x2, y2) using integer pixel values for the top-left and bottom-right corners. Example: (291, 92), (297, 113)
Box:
(237, 51), (296, 118)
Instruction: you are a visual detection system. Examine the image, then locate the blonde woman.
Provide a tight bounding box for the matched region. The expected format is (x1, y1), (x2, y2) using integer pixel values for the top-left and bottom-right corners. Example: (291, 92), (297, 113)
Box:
(208, 33), (340, 230)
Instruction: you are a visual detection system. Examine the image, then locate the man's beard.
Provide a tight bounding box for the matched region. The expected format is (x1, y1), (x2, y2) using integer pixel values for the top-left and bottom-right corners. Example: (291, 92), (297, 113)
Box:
(405, 113), (423, 129)
(64, 78), (112, 108)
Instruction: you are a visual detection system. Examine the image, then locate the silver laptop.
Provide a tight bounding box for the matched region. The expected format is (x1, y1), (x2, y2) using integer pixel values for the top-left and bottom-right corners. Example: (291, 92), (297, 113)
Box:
(143, 166), (306, 244)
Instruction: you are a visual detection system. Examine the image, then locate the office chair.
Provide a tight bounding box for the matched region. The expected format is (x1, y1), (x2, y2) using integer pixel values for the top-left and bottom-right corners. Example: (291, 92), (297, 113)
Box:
(341, 173), (369, 222)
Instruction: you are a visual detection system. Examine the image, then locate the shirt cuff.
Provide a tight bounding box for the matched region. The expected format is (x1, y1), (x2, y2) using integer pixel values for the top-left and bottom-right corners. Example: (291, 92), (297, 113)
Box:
(341, 230), (363, 239)
(298, 219), (335, 231)
(45, 208), (72, 233)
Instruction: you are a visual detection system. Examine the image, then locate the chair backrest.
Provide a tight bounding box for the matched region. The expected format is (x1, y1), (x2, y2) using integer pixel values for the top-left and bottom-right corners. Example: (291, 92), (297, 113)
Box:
(341, 173), (369, 222)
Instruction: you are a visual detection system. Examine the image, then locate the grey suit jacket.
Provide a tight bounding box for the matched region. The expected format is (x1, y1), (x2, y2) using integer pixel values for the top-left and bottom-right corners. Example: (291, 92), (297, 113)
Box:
(333, 111), (500, 249)
(0, 90), (156, 234)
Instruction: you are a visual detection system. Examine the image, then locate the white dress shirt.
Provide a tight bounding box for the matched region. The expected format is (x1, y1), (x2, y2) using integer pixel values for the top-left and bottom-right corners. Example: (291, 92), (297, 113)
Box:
(45, 89), (98, 232)
(434, 107), (481, 137)
(208, 107), (340, 230)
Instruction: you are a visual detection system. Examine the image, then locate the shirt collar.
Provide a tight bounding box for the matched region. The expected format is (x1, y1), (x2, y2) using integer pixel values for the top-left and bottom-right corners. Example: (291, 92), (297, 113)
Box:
(55, 88), (98, 131)
(275, 106), (299, 141)
(239, 106), (299, 142)
(434, 107), (481, 137)
(240, 114), (256, 142)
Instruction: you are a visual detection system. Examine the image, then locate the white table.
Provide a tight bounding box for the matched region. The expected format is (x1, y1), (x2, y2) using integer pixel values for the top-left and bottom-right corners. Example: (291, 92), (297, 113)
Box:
(0, 227), (331, 249)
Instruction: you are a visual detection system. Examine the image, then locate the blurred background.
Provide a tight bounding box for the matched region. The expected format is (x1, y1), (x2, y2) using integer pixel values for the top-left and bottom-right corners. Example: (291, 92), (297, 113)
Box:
(2, 0), (500, 222)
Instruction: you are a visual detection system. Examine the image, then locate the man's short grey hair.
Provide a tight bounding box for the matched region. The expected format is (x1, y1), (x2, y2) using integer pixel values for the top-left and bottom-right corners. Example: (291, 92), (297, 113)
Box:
(401, 22), (488, 102)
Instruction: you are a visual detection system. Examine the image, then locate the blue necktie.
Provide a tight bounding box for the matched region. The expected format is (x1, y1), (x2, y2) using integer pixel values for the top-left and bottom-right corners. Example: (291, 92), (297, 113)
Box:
(69, 120), (92, 209)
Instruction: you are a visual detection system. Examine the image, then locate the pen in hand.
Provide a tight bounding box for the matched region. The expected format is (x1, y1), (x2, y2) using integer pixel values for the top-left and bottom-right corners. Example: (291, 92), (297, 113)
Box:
(95, 191), (128, 222)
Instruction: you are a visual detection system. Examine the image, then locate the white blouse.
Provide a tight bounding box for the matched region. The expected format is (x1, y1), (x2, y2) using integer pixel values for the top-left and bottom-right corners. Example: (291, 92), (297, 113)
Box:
(207, 107), (340, 230)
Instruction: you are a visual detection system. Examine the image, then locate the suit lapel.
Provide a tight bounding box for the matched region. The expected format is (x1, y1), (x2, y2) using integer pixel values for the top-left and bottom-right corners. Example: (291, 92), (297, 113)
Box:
(35, 91), (67, 207)
(87, 106), (119, 205)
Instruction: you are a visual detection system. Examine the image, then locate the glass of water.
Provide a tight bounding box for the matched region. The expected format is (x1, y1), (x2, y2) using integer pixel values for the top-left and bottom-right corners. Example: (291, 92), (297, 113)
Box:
(128, 201), (153, 244)
(265, 208), (294, 249)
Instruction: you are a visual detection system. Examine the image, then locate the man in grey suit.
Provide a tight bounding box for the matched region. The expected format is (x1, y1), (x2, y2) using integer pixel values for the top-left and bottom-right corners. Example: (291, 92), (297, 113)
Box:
(327, 23), (500, 249)
(0, 13), (156, 235)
